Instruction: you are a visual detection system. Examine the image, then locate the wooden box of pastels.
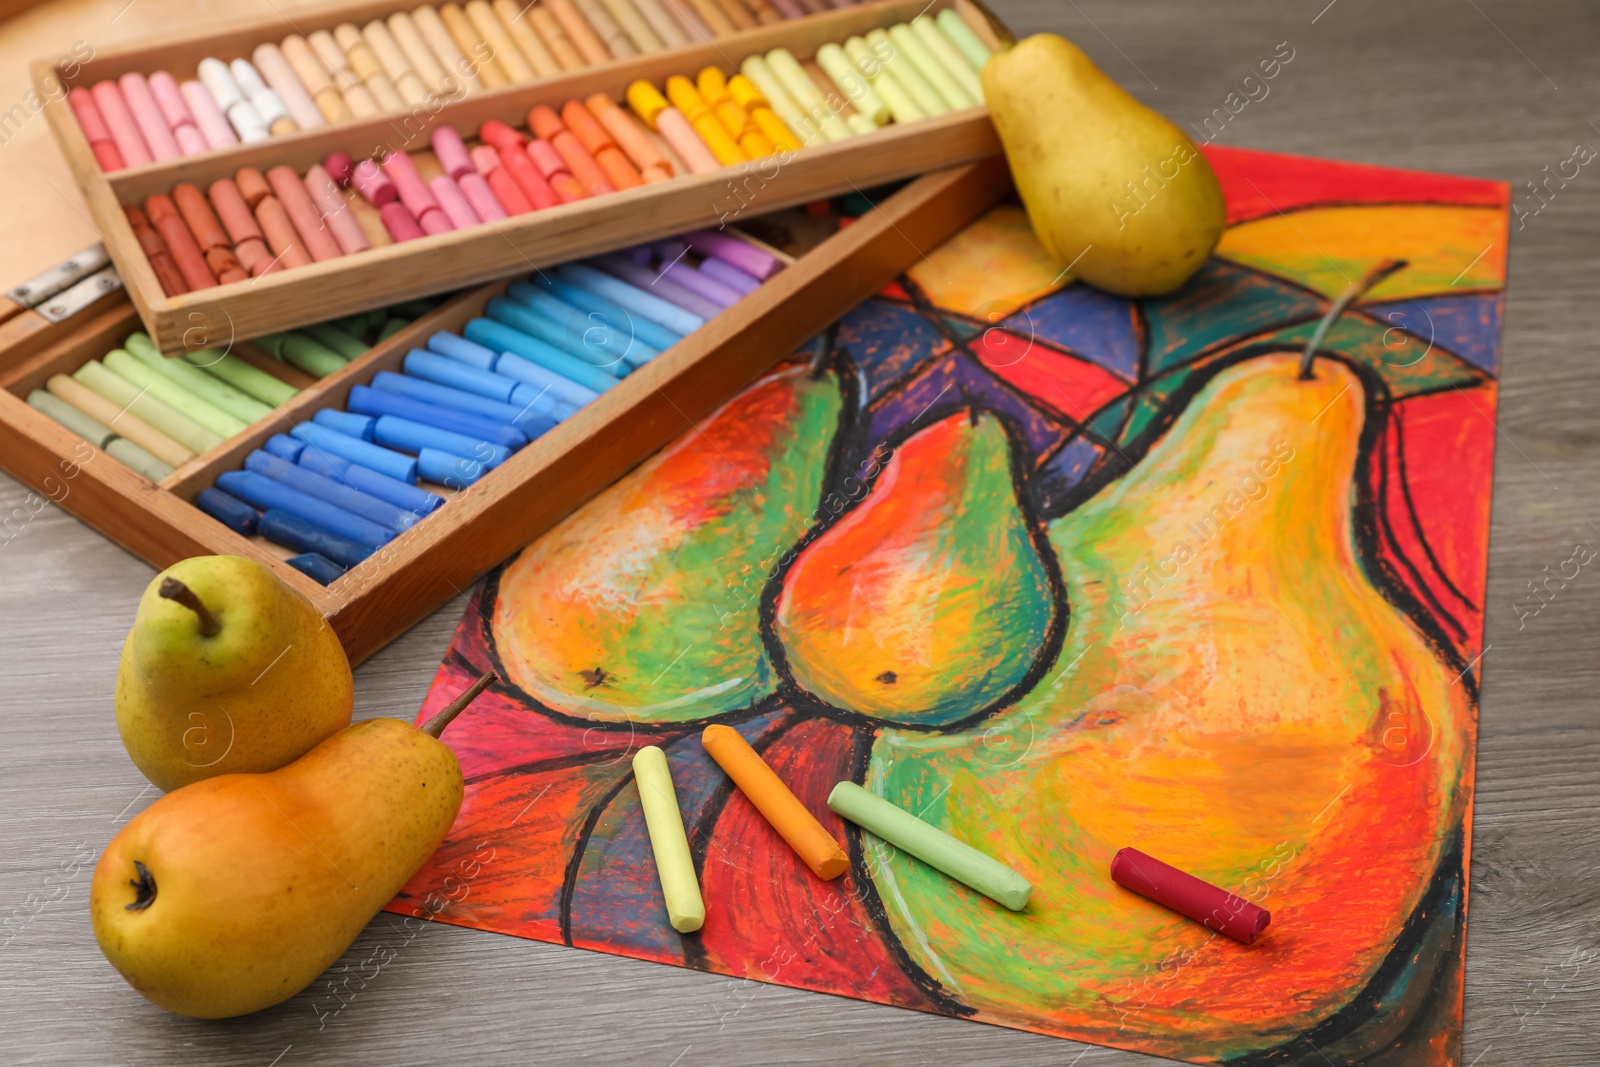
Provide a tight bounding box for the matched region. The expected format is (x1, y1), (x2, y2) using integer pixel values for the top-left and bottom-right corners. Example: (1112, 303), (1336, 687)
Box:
(0, 162), (1010, 663)
(35, 0), (1006, 354)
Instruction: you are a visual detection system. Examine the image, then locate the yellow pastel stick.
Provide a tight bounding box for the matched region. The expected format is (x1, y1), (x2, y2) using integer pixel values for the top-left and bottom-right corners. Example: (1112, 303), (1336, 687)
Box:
(45, 374), (194, 468)
(843, 36), (923, 125)
(738, 56), (819, 146)
(728, 74), (802, 152)
(697, 68), (774, 157)
(912, 15), (984, 103)
(633, 746), (705, 933)
(763, 48), (853, 141)
(816, 42), (889, 126)
(866, 28), (946, 116)
(665, 75), (747, 166)
(888, 23), (974, 110)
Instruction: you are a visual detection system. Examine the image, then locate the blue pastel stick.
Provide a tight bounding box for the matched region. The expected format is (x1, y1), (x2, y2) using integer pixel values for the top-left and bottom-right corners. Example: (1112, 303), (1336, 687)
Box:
(466, 317), (621, 394)
(286, 552), (347, 585)
(489, 293), (647, 372)
(195, 487), (259, 535)
(402, 349), (518, 402)
(347, 385), (530, 448)
(505, 283), (660, 368)
(313, 408), (376, 440)
(258, 509), (373, 569)
(427, 331), (498, 371)
(217, 470), (395, 548)
(263, 434), (305, 462)
(371, 371), (563, 431)
(490, 353), (597, 410)
(291, 422), (418, 483)
(245, 451), (421, 533)
(418, 448), (489, 487)
(531, 273), (684, 352)
(558, 263), (704, 336)
(296, 448), (445, 515)
(372, 415), (511, 468)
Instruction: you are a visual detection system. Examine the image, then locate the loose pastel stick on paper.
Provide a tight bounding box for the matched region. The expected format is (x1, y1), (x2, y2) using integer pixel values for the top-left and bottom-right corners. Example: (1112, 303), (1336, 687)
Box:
(118, 73), (182, 160)
(267, 165), (345, 261)
(106, 438), (176, 481)
(349, 384), (528, 448)
(180, 79), (240, 149)
(527, 6), (586, 71)
(124, 333), (273, 424)
(886, 24), (972, 109)
(558, 263), (703, 334)
(286, 552), (348, 585)
(625, 81), (719, 174)
(100, 349), (243, 439)
(816, 42), (889, 125)
(546, 0), (613, 65)
(28, 388), (117, 447)
(491, 0), (561, 76)
(632, 746), (705, 933)
(529, 272), (683, 350)
(827, 781), (1033, 910)
(296, 447), (444, 515)
(937, 7), (995, 72)
(46, 374), (193, 466)
(362, 20), (432, 105)
(332, 24), (406, 112)
(229, 58), (299, 136)
(68, 362), (218, 456)
(258, 508), (374, 568)
(417, 5), (488, 92)
(195, 487), (260, 535)
(91, 81), (152, 166)
(69, 88), (126, 169)
(1110, 847), (1272, 945)
(263, 433), (305, 461)
(291, 422), (417, 483)
(370, 371), (553, 436)
(585, 94), (672, 181)
(245, 450), (420, 532)
(304, 164), (374, 255)
(253, 42), (328, 129)
(702, 724), (847, 879)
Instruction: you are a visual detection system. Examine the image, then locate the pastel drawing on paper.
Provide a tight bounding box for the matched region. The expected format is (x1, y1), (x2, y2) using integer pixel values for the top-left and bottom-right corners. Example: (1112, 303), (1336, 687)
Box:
(392, 145), (1507, 1065)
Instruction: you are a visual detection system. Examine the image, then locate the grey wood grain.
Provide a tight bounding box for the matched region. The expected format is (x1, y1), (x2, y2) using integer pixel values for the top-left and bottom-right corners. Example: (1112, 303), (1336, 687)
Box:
(3, 1), (1598, 1063)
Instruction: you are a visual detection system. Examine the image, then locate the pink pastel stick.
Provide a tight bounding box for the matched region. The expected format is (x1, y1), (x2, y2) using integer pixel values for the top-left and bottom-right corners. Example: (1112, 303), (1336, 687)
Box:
(304, 164), (373, 255)
(150, 71), (208, 155)
(180, 80), (238, 149)
(90, 81), (152, 167)
(351, 159), (397, 206)
(117, 73), (180, 160)
(655, 107), (720, 175)
(417, 208), (454, 236)
(699, 254), (762, 294)
(456, 172), (507, 221)
(470, 144), (502, 174)
(431, 126), (474, 181)
(429, 176), (482, 229)
(684, 229), (779, 279)
(379, 201), (425, 242)
(381, 151), (441, 219)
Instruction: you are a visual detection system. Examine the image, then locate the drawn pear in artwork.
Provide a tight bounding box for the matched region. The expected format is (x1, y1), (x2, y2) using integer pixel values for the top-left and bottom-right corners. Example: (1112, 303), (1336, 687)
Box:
(860, 354), (1474, 1055)
(773, 410), (1058, 727)
(490, 365), (842, 723)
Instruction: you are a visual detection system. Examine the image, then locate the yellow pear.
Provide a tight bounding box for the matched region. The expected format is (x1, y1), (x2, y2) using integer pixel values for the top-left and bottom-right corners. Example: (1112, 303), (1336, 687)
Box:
(90, 672), (493, 1019)
(115, 555), (352, 791)
(983, 34), (1226, 296)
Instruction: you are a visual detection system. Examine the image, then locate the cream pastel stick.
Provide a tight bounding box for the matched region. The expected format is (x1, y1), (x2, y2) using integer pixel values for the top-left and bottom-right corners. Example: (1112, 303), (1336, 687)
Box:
(364, 20), (432, 105)
(388, 11), (452, 96)
(307, 29), (381, 117)
(529, 6), (586, 71)
(333, 24), (405, 112)
(844, 36), (923, 125)
(491, 0), (561, 76)
(465, 0), (534, 81)
(816, 42), (889, 126)
(421, 4), (490, 91)
(547, 0), (613, 65)
(280, 35), (355, 122)
(764, 49), (852, 141)
(739, 55), (820, 145)
(45, 374), (194, 468)
(230, 59), (299, 137)
(626, 0), (688, 48)
(573, 0), (637, 57)
(252, 43), (327, 129)
(598, 0), (662, 52)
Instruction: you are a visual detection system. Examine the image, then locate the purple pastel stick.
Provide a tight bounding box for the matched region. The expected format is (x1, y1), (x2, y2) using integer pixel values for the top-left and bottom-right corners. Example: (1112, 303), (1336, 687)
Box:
(628, 245), (653, 267)
(661, 261), (741, 308)
(683, 229), (780, 279)
(593, 254), (724, 320)
(699, 255), (762, 295)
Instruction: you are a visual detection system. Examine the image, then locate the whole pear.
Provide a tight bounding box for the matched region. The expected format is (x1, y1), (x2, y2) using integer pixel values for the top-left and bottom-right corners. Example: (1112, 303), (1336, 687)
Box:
(983, 34), (1226, 296)
(116, 556), (352, 791)
(90, 672), (493, 1019)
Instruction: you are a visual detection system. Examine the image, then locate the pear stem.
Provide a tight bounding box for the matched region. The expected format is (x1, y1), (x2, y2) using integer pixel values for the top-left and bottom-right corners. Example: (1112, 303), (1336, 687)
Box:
(420, 670), (498, 739)
(158, 578), (221, 637)
(1298, 258), (1409, 381)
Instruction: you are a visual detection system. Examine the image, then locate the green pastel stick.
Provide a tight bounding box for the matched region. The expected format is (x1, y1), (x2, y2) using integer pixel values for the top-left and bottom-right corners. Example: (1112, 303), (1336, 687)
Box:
(183, 350), (299, 407)
(376, 317), (410, 341)
(817, 42), (890, 126)
(333, 308), (384, 340)
(106, 437), (175, 481)
(632, 746), (705, 933)
(912, 15), (984, 103)
(103, 349), (247, 438)
(936, 8), (995, 74)
(888, 24), (974, 111)
(123, 334), (274, 425)
(844, 36), (924, 126)
(302, 323), (369, 361)
(867, 28), (947, 117)
(827, 781), (1033, 911)
(255, 332), (347, 377)
(28, 389), (116, 447)
(72, 360), (222, 454)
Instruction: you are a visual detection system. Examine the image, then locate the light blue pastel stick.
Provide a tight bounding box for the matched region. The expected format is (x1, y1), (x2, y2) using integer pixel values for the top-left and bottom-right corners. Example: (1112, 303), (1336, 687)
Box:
(484, 297), (635, 376)
(511, 383), (577, 422)
(427, 331), (498, 371)
(263, 434), (305, 462)
(313, 408), (376, 441)
(372, 371), (563, 432)
(372, 415), (511, 468)
(402, 350), (518, 402)
(290, 422), (418, 483)
(504, 284), (660, 369)
(217, 470), (395, 548)
(531, 273), (685, 352)
(490, 353), (598, 410)
(296, 447), (444, 515)
(558, 264), (705, 336)
(245, 451), (421, 533)
(464, 318), (622, 395)
(418, 448), (489, 488)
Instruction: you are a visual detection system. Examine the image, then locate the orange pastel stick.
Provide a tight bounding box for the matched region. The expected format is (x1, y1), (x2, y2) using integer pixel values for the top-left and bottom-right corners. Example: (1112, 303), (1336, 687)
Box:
(527, 105), (615, 196)
(701, 724), (848, 880)
(560, 100), (643, 189)
(584, 93), (673, 182)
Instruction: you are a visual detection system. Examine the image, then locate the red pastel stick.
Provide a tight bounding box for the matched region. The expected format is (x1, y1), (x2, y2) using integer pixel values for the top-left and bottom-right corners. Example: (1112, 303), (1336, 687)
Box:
(1110, 847), (1271, 945)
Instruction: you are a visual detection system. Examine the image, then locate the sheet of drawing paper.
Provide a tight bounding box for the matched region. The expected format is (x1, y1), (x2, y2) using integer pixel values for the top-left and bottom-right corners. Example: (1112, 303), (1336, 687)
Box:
(392, 145), (1508, 1065)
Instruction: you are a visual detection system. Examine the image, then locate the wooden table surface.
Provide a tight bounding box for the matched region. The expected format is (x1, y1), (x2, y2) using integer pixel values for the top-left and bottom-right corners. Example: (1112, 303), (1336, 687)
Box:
(2, 1), (1597, 1064)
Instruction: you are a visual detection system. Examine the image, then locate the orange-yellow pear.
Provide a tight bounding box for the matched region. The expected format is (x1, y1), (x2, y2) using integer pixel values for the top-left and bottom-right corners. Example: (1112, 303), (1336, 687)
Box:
(115, 556), (352, 791)
(983, 34), (1225, 296)
(90, 673), (493, 1019)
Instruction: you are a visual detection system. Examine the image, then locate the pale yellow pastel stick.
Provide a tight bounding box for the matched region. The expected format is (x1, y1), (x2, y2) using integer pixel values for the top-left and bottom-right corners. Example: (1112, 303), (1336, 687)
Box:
(335, 23), (406, 111)
(866, 27), (946, 116)
(414, 5), (487, 92)
(101, 350), (246, 438)
(739, 55), (821, 145)
(70, 361), (220, 455)
(308, 29), (381, 117)
(529, 6), (586, 71)
(843, 35), (923, 125)
(816, 42), (889, 126)
(766, 48), (853, 141)
(804, 60), (875, 136)
(45, 374), (195, 468)
(491, 0), (561, 76)
(389, 12), (451, 95)
(888, 23), (973, 110)
(466, 0), (535, 81)
(599, 0), (663, 53)
(912, 15), (984, 103)
(628, 0), (688, 48)
(573, 0), (637, 57)
(281, 34), (356, 122)
(936, 8), (994, 73)
(364, 20), (432, 105)
(633, 746), (704, 934)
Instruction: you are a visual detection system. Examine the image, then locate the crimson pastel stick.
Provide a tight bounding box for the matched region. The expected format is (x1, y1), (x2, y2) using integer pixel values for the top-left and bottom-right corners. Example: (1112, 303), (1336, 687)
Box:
(1109, 847), (1271, 945)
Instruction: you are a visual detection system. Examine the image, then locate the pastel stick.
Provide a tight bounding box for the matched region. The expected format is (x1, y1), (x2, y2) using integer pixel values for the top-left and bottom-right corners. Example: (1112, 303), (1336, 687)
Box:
(27, 389), (116, 448)
(295, 446), (444, 514)
(371, 415), (511, 468)
(290, 422), (418, 483)
(370, 371), (563, 434)
(529, 272), (684, 351)
(348, 384), (531, 448)
(286, 552), (348, 585)
(465, 316), (622, 394)
(245, 450), (421, 532)
(217, 469), (396, 547)
(258, 508), (374, 568)
(194, 487), (260, 535)
(557, 263), (703, 335)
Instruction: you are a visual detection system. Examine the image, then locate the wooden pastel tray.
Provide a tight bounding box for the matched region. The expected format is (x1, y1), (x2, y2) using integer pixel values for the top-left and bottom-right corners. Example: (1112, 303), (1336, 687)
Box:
(0, 162), (1010, 663)
(35, 0), (1008, 355)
